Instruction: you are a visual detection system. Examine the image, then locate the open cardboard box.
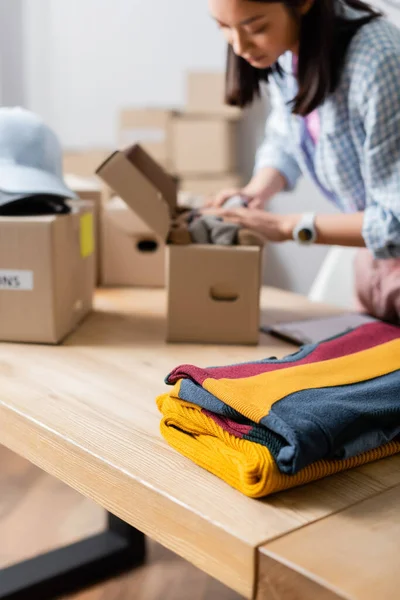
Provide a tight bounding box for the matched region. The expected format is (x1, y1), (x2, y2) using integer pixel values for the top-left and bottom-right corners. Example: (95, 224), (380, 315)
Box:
(97, 145), (262, 345)
(0, 201), (95, 344)
(101, 196), (166, 288)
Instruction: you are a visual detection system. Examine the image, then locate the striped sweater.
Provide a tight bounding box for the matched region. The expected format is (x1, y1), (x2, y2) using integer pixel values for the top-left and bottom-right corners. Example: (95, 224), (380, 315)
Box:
(157, 322), (400, 497)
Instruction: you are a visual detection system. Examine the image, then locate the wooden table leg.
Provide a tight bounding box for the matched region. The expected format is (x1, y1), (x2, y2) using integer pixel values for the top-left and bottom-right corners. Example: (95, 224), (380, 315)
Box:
(0, 512), (146, 600)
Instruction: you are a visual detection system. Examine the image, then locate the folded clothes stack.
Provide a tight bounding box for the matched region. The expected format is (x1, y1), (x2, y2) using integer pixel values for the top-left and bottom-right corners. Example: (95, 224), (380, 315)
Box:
(168, 195), (265, 247)
(157, 321), (400, 498)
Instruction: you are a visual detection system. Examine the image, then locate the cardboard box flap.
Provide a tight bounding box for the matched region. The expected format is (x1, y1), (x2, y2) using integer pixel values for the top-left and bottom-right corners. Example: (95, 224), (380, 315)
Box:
(126, 145), (176, 210)
(96, 145), (175, 240)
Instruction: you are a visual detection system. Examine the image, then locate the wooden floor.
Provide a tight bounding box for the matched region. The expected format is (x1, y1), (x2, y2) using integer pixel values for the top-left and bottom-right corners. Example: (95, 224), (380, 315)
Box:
(0, 445), (242, 600)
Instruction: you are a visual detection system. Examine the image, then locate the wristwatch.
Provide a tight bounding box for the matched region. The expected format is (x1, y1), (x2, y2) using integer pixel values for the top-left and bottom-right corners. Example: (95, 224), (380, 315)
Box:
(292, 212), (317, 245)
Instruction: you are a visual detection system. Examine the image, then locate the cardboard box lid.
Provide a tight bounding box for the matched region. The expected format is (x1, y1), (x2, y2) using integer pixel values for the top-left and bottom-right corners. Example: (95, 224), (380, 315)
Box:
(96, 144), (176, 240)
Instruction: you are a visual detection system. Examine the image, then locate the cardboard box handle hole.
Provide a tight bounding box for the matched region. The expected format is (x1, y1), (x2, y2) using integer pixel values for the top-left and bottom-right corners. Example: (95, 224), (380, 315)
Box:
(210, 285), (239, 303)
(136, 239), (159, 253)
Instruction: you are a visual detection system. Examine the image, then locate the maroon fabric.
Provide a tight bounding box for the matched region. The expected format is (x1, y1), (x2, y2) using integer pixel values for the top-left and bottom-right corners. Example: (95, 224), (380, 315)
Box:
(202, 410), (253, 437)
(167, 321), (400, 385)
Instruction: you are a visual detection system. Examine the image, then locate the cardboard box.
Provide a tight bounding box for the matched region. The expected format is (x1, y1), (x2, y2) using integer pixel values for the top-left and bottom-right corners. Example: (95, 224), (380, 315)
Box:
(167, 245), (261, 344)
(179, 174), (243, 197)
(186, 72), (242, 119)
(101, 197), (166, 288)
(97, 145), (261, 345)
(0, 202), (95, 344)
(172, 116), (238, 176)
(119, 109), (174, 170)
(63, 149), (111, 178)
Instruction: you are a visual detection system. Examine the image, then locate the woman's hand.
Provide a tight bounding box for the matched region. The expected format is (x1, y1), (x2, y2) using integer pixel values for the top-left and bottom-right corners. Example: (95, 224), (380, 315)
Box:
(205, 168), (287, 209)
(205, 188), (273, 209)
(205, 188), (249, 208)
(202, 207), (299, 243)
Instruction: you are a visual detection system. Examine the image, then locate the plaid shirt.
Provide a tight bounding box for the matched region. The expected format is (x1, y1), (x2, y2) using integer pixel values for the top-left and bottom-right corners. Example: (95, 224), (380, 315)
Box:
(255, 17), (400, 259)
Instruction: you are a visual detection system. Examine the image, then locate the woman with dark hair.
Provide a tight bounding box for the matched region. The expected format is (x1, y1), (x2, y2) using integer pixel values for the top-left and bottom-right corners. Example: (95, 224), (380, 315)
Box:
(207, 0), (400, 322)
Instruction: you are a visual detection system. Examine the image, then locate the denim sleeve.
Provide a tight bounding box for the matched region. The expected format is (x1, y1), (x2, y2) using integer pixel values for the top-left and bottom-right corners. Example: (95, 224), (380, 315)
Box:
(253, 79), (302, 191)
(360, 49), (400, 259)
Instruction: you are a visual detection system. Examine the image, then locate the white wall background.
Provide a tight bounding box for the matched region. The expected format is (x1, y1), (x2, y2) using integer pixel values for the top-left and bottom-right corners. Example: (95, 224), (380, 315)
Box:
(3, 0), (398, 294)
(0, 0), (25, 105)
(20, 0), (400, 146)
(23, 0), (228, 148)
(372, 0), (400, 25)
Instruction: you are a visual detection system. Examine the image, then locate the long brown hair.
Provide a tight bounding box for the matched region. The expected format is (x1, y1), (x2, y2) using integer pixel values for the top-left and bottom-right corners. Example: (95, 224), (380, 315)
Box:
(225, 0), (381, 115)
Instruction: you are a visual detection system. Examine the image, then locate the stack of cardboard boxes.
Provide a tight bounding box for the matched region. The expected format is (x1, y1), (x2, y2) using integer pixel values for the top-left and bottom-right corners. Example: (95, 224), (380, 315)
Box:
(99, 71), (243, 289)
(97, 145), (261, 345)
(63, 149), (112, 179)
(119, 109), (174, 172)
(117, 72), (243, 198)
(1, 71), (259, 347)
(98, 105), (178, 289)
(174, 72), (243, 198)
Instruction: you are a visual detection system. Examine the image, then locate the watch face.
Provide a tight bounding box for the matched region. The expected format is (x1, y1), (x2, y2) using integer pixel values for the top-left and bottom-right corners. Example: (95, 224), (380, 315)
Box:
(298, 228), (313, 242)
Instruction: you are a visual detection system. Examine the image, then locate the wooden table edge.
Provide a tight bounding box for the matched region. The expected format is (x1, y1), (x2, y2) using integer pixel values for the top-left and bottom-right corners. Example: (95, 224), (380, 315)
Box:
(254, 547), (350, 600)
(254, 481), (400, 600)
(0, 400), (257, 598)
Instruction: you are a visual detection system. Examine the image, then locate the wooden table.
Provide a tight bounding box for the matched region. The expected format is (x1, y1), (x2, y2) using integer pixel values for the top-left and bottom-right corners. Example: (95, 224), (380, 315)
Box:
(1, 287), (399, 600)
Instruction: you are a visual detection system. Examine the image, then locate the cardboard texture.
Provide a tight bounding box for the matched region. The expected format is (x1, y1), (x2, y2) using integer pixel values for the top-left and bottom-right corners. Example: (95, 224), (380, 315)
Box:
(105, 196), (152, 235)
(172, 116), (238, 176)
(97, 145), (176, 240)
(63, 149), (111, 178)
(186, 72), (242, 119)
(179, 174), (243, 197)
(119, 109), (174, 170)
(65, 174), (109, 284)
(97, 147), (174, 288)
(97, 144), (262, 345)
(167, 245), (261, 344)
(101, 203), (166, 288)
(0, 202), (95, 344)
